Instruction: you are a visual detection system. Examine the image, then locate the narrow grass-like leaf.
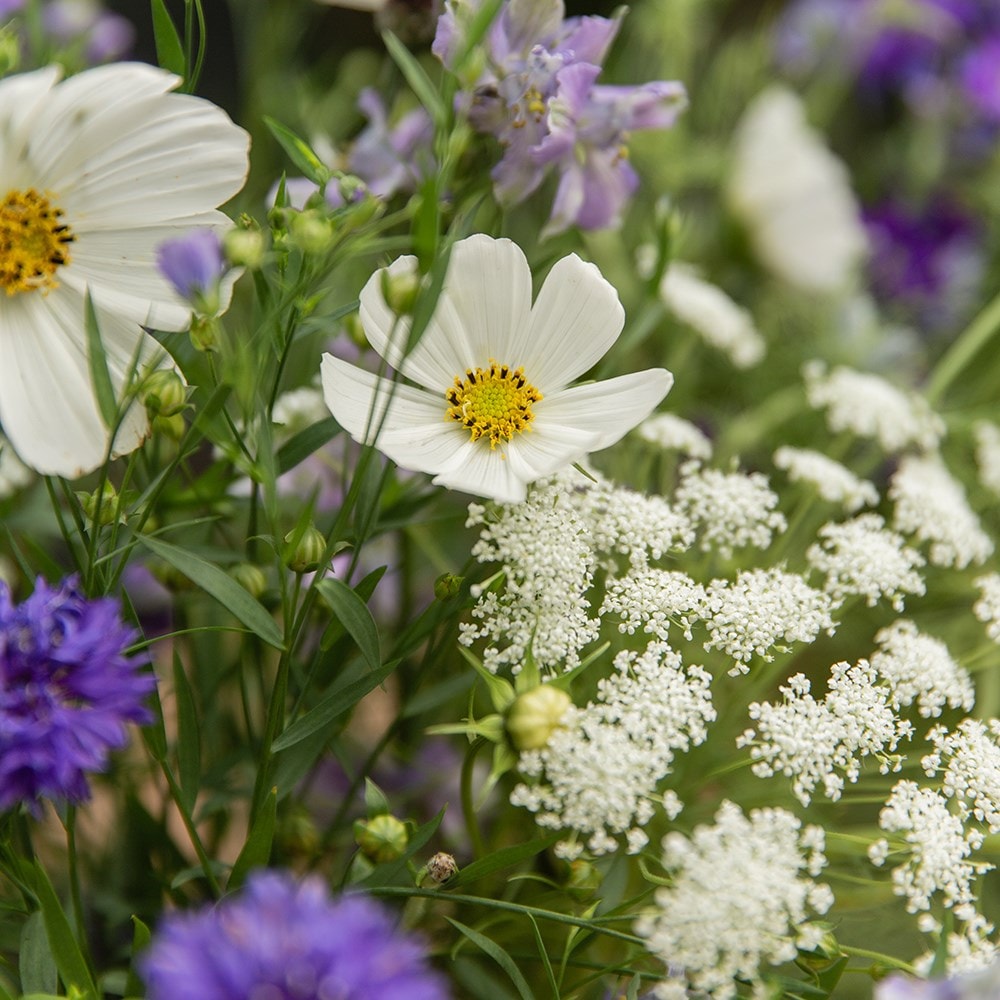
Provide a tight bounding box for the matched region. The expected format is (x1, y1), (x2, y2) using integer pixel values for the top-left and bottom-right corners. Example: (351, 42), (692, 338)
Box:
(381, 31), (446, 126)
(446, 918), (535, 1000)
(229, 787), (277, 889)
(149, 0), (185, 75)
(123, 916), (151, 999)
(272, 659), (397, 751)
(172, 653), (201, 813)
(264, 117), (330, 185)
(527, 914), (559, 1000)
(276, 417), (340, 474)
(19, 911), (57, 995)
(319, 565), (386, 650)
(447, 834), (559, 890)
(31, 862), (98, 999)
(316, 577), (381, 671)
(137, 534), (285, 649)
(84, 290), (117, 430)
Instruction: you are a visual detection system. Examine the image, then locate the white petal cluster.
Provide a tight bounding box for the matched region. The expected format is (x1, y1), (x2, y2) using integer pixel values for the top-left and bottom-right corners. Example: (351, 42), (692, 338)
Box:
(637, 801), (833, 1000)
(871, 780), (988, 914)
(657, 263), (765, 368)
(923, 719), (1000, 834)
(806, 514), (926, 611)
(702, 568), (836, 674)
(739, 661), (910, 805)
(727, 86), (867, 294)
(973, 573), (1000, 644)
(974, 421), (1000, 496)
(803, 361), (944, 452)
(0, 436), (32, 499)
(461, 480), (599, 674)
(871, 620), (974, 719)
(511, 642), (713, 857)
(674, 463), (787, 558)
(637, 413), (713, 460)
(913, 912), (999, 976)
(890, 455), (994, 569)
(773, 445), (878, 511)
(600, 569), (706, 641)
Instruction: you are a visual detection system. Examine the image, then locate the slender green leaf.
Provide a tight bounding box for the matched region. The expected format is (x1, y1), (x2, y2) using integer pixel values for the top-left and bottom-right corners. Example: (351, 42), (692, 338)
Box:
(169, 861), (229, 890)
(172, 653), (201, 813)
(230, 787), (277, 889)
(364, 778), (391, 819)
(270, 725), (330, 801)
(123, 916), (151, 999)
(381, 31), (446, 125)
(137, 534), (285, 649)
(446, 918), (535, 1000)
(84, 290), (117, 430)
(319, 565), (386, 651)
(264, 117), (330, 185)
(0, 983), (15, 1000)
(448, 834), (559, 890)
(19, 911), (57, 996)
(276, 417), (340, 474)
(31, 863), (98, 999)
(316, 577), (381, 671)
(272, 659), (397, 751)
(149, 0), (185, 75)
(527, 915), (559, 1000)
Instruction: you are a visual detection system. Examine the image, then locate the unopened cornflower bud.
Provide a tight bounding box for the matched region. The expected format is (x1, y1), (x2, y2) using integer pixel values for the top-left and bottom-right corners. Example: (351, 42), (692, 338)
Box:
(380, 268), (421, 316)
(224, 227), (265, 270)
(78, 481), (123, 526)
(354, 814), (409, 864)
(229, 563), (268, 599)
(419, 851), (458, 887)
(506, 684), (572, 751)
(141, 369), (187, 417)
(156, 229), (225, 315)
(434, 572), (463, 600)
(284, 524), (327, 573)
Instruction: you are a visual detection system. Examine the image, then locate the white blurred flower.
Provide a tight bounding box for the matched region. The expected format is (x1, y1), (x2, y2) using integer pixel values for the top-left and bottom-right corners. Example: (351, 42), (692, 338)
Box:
(973, 574), (1000, 644)
(0, 63), (248, 476)
(973, 421), (1000, 496)
(637, 412), (712, 460)
(924, 719), (1000, 834)
(727, 86), (868, 294)
(773, 445), (878, 511)
(0, 434), (31, 498)
(321, 235), (672, 503)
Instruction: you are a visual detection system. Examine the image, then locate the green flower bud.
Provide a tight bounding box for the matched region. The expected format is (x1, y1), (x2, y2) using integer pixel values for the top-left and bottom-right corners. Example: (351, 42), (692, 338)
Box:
(224, 227), (265, 269)
(78, 482), (124, 526)
(506, 684), (572, 751)
(152, 412), (186, 441)
(0, 27), (20, 77)
(354, 814), (409, 864)
(289, 210), (334, 255)
(189, 315), (219, 352)
(141, 369), (187, 417)
(565, 858), (601, 900)
(343, 313), (369, 349)
(434, 572), (463, 600)
(380, 268), (421, 316)
(284, 524), (327, 573)
(417, 851), (458, 887)
(229, 562), (268, 599)
(275, 805), (320, 858)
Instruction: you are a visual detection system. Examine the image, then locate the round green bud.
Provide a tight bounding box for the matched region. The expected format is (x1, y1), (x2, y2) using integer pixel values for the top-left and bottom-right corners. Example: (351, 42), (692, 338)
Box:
(224, 227), (265, 270)
(189, 315), (219, 352)
(152, 412), (186, 441)
(380, 268), (421, 316)
(434, 572), (463, 600)
(284, 524), (327, 573)
(289, 210), (334, 255)
(78, 482), (123, 526)
(506, 684), (572, 751)
(420, 851), (458, 887)
(229, 563), (268, 599)
(141, 369), (187, 417)
(565, 858), (602, 900)
(354, 814), (409, 864)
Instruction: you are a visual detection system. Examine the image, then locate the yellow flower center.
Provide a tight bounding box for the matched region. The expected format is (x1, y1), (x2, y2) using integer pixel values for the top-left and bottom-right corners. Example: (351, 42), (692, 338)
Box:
(0, 188), (75, 296)
(445, 360), (543, 449)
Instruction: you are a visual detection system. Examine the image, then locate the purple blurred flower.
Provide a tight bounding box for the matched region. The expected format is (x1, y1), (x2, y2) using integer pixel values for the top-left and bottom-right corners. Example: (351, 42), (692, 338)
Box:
(0, 576), (153, 813)
(0, 0), (25, 17)
(863, 197), (982, 329)
(434, 0), (685, 232)
(959, 34), (1000, 122)
(876, 960), (1000, 998)
(156, 229), (226, 313)
(141, 871), (450, 1000)
(42, 0), (135, 64)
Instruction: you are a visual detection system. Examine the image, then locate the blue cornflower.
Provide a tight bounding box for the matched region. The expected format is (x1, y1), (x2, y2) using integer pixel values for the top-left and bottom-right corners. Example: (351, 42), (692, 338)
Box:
(141, 871), (450, 1000)
(0, 576), (154, 813)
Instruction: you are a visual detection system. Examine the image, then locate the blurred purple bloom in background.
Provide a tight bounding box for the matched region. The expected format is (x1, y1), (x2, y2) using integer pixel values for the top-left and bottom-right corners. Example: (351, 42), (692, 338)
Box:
(141, 870), (450, 1000)
(875, 960), (1000, 998)
(157, 229), (227, 308)
(0, 0), (25, 18)
(41, 0), (134, 63)
(0, 577), (153, 813)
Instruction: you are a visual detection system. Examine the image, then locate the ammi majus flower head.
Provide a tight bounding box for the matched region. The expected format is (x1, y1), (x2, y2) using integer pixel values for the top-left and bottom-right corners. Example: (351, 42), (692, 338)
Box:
(321, 234), (673, 503)
(0, 62), (249, 478)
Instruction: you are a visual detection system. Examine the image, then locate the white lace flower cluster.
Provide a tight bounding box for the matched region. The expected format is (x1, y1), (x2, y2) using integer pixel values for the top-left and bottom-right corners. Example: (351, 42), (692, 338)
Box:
(912, 911), (999, 976)
(702, 568), (836, 674)
(637, 413), (712, 460)
(890, 455), (994, 569)
(869, 780), (990, 914)
(600, 568), (706, 642)
(973, 573), (1000, 644)
(806, 514), (926, 611)
(803, 361), (944, 452)
(637, 801), (833, 1000)
(923, 719), (1000, 834)
(510, 642), (714, 858)
(974, 421), (1000, 496)
(738, 660), (912, 805)
(773, 445), (879, 512)
(675, 463), (787, 558)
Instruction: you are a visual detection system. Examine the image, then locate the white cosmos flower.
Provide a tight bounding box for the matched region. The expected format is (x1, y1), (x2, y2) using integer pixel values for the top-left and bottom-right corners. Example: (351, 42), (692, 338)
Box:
(0, 63), (249, 477)
(321, 234), (673, 504)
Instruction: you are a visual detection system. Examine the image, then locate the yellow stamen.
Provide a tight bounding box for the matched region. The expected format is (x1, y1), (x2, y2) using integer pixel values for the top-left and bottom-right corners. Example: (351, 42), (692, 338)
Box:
(445, 360), (543, 449)
(0, 188), (75, 296)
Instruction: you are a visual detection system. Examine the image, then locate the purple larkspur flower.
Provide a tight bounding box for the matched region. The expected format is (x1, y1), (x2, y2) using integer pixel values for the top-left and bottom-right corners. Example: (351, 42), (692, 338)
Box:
(156, 229), (226, 311)
(141, 871), (450, 1000)
(0, 576), (153, 813)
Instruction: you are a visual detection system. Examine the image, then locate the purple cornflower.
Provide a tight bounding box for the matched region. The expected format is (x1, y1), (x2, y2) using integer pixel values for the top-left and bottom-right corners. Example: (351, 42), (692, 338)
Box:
(434, 0), (686, 233)
(141, 871), (450, 1000)
(42, 0), (135, 64)
(156, 230), (227, 314)
(0, 576), (154, 813)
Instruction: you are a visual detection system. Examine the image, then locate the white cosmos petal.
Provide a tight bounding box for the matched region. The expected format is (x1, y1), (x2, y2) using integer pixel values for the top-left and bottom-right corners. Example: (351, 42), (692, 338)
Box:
(523, 253), (625, 390)
(358, 235), (534, 392)
(0, 66), (61, 188)
(538, 369), (674, 450)
(433, 447), (532, 505)
(0, 290), (152, 478)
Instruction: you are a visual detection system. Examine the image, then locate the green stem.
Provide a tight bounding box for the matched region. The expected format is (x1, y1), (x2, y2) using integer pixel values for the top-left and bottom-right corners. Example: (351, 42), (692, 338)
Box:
(158, 762), (221, 897)
(63, 807), (88, 960)
(838, 944), (916, 975)
(926, 287), (1000, 406)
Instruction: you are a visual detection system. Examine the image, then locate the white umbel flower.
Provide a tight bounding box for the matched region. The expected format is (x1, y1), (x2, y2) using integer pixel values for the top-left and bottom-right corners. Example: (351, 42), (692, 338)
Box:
(923, 719), (1000, 834)
(974, 573), (1000, 644)
(773, 445), (878, 512)
(974, 421), (1000, 496)
(320, 234), (673, 504)
(727, 86), (867, 294)
(0, 63), (249, 477)
(636, 412), (712, 460)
